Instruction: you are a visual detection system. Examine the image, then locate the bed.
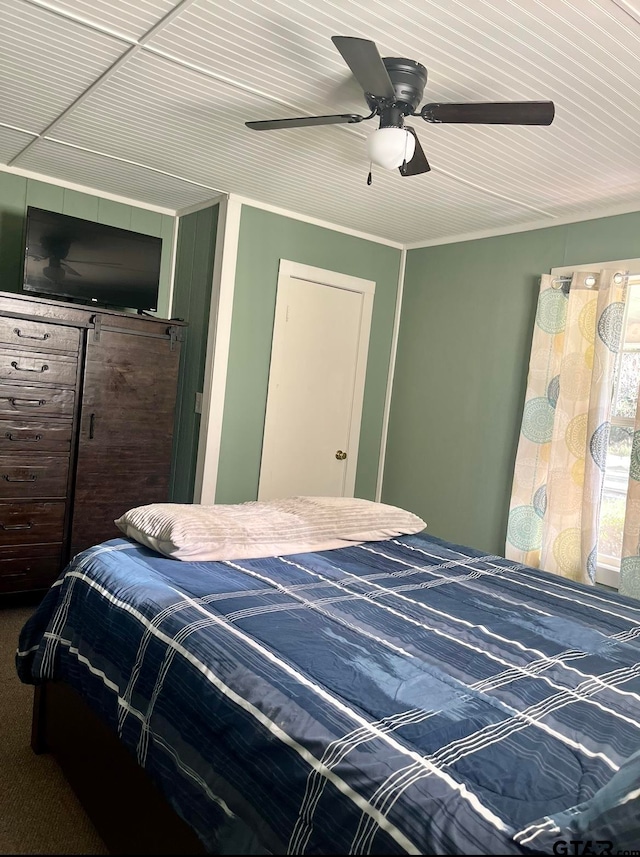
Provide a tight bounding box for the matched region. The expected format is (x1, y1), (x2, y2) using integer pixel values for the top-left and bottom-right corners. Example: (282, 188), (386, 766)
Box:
(16, 524), (640, 855)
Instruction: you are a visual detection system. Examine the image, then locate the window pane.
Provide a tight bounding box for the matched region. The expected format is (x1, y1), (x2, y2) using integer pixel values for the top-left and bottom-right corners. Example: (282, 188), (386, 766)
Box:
(625, 285), (640, 344)
(613, 351), (640, 419)
(612, 283), (640, 420)
(599, 426), (633, 562)
(597, 279), (640, 580)
(613, 352), (640, 418)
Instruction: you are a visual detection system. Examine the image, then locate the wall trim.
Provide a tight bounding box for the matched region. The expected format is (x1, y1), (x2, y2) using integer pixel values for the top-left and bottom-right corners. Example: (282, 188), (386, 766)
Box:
(404, 199), (640, 250)
(176, 194), (227, 217)
(165, 215), (180, 319)
(278, 259), (376, 295)
(376, 247), (406, 502)
(0, 164), (176, 216)
(10, 148), (640, 255)
(193, 194), (242, 503)
(232, 194), (404, 249)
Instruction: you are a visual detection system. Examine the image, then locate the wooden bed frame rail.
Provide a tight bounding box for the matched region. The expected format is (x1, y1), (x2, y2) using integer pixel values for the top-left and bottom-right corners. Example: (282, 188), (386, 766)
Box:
(32, 682), (205, 855)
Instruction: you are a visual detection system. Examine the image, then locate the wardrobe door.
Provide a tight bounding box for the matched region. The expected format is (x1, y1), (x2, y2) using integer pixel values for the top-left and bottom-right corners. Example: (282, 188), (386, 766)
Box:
(70, 326), (181, 556)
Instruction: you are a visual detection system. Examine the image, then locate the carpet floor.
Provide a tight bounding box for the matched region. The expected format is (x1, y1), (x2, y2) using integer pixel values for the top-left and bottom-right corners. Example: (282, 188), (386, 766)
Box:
(0, 602), (107, 855)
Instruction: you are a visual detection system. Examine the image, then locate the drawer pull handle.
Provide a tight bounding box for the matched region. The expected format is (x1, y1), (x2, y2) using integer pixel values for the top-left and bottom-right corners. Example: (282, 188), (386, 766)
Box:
(13, 328), (50, 341)
(0, 397), (46, 409)
(2, 474), (37, 482)
(5, 432), (42, 443)
(11, 361), (49, 374)
(0, 521), (34, 530)
(89, 413), (95, 439)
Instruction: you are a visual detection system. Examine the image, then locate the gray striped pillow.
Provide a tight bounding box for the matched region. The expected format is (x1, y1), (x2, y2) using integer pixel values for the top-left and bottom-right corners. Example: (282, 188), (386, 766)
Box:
(114, 496), (426, 561)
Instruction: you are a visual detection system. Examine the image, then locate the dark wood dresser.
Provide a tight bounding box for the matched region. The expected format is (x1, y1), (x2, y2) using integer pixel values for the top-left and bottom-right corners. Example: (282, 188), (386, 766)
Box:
(0, 292), (185, 595)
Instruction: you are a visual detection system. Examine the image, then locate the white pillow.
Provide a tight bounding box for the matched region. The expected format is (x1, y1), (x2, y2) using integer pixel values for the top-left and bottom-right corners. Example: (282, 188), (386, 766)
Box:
(114, 496), (426, 562)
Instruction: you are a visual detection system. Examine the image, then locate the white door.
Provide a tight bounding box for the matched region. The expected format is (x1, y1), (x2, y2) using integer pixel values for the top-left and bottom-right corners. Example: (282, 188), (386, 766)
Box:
(258, 270), (373, 500)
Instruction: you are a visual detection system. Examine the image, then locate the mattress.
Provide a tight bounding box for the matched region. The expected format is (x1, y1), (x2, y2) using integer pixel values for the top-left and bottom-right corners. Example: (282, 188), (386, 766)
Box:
(16, 533), (640, 854)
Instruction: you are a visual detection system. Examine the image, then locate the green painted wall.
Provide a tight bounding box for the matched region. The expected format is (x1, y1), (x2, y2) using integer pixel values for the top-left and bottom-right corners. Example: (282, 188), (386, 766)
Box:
(0, 172), (175, 316)
(216, 205), (402, 504)
(383, 211), (640, 556)
(170, 204), (219, 502)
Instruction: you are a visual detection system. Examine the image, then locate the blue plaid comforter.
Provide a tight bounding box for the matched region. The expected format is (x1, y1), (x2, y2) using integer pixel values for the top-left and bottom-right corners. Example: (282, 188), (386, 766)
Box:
(16, 534), (640, 855)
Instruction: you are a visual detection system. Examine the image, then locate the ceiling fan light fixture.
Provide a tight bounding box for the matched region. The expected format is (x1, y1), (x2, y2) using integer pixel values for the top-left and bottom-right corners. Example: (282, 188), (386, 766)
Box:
(366, 127), (415, 170)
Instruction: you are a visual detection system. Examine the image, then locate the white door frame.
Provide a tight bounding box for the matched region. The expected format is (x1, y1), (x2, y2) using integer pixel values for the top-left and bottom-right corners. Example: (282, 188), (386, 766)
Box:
(265, 259), (375, 498)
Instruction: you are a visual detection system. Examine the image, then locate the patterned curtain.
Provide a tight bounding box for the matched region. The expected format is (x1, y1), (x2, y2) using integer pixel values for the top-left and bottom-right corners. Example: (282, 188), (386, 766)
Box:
(621, 406), (640, 597)
(506, 270), (627, 584)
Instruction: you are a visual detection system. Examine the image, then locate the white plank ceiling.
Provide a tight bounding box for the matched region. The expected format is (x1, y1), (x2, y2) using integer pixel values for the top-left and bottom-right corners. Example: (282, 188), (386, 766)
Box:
(3, 0), (640, 243)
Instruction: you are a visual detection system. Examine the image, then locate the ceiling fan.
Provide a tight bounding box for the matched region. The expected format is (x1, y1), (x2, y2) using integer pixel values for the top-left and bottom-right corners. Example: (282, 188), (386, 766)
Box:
(246, 36), (555, 179)
(29, 236), (122, 283)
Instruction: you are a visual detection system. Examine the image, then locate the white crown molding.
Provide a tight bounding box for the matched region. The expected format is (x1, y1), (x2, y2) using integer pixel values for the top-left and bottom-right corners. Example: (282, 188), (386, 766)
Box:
(176, 195), (227, 217)
(0, 164), (177, 215)
(7, 159), (640, 252)
(404, 198), (640, 250)
(230, 194), (404, 249)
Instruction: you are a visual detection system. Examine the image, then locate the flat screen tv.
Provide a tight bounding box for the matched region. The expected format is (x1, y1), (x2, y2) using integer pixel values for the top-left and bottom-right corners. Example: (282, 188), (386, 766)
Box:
(23, 207), (162, 312)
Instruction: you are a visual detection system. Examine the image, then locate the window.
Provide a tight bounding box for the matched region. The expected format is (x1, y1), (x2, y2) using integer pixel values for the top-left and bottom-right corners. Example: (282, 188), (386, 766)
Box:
(597, 276), (640, 588)
(548, 260), (640, 590)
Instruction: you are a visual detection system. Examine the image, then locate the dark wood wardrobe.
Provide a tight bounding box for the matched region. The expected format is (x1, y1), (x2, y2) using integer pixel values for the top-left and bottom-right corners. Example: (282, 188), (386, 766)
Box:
(0, 292), (185, 594)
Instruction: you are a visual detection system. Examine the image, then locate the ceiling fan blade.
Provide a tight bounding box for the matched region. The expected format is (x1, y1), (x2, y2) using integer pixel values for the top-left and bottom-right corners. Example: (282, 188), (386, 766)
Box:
(421, 101), (555, 125)
(246, 113), (364, 131)
(331, 36), (395, 100)
(399, 127), (430, 176)
(67, 260), (123, 267)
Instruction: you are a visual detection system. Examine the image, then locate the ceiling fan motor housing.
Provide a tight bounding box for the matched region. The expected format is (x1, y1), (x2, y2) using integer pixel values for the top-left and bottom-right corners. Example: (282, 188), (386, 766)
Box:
(370, 57), (428, 115)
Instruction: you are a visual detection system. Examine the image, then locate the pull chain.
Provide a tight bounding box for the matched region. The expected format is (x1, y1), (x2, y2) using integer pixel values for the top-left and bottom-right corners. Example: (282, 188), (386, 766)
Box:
(401, 130), (409, 175)
(367, 161), (372, 186)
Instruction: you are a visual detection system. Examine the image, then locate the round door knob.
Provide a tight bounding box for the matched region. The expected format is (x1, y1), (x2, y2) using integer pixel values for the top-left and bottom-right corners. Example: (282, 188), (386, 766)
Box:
(335, 450), (347, 460)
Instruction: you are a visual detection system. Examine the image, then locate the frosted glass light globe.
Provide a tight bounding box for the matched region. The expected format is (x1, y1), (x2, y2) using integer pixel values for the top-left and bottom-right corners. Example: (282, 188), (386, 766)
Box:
(366, 127), (416, 170)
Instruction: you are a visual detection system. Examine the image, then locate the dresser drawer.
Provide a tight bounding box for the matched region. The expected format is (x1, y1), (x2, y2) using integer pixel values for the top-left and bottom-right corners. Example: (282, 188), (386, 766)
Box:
(0, 456), (69, 499)
(0, 318), (79, 354)
(0, 549), (63, 593)
(0, 419), (72, 453)
(0, 502), (66, 546)
(0, 383), (75, 417)
(0, 541), (63, 561)
(0, 348), (77, 386)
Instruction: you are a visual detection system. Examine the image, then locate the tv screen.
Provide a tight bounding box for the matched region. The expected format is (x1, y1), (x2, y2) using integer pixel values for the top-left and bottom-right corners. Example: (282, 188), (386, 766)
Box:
(23, 207), (162, 312)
